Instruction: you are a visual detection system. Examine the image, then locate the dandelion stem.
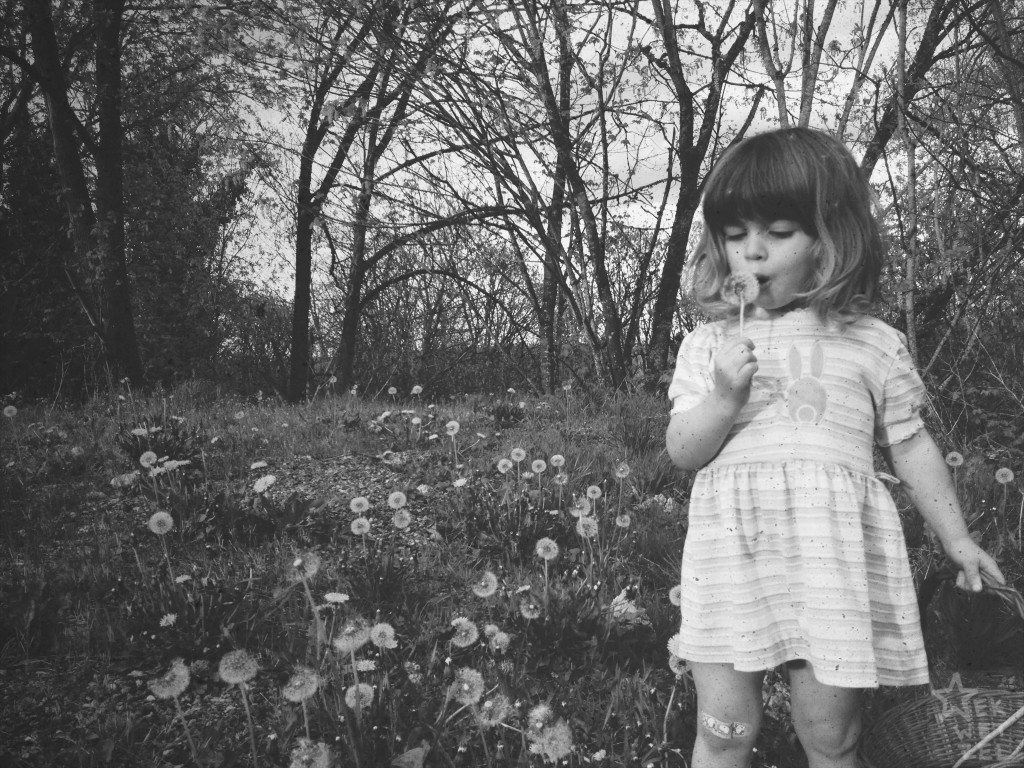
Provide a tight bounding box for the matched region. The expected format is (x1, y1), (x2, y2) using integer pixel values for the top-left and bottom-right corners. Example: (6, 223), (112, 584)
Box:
(173, 696), (200, 765)
(160, 536), (176, 582)
(349, 648), (362, 730)
(472, 707), (492, 764)
(238, 682), (260, 768)
(301, 699), (310, 741)
(300, 576), (327, 651)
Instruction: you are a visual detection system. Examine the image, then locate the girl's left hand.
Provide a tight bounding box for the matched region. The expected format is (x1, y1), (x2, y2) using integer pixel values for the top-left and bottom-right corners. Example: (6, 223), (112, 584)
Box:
(943, 535), (1006, 592)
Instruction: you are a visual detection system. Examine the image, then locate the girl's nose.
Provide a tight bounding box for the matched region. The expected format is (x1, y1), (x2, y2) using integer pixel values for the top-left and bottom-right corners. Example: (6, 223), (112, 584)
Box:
(744, 233), (767, 260)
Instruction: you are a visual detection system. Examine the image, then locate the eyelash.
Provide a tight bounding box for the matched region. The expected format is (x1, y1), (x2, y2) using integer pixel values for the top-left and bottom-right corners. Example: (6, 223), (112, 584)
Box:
(724, 230), (795, 241)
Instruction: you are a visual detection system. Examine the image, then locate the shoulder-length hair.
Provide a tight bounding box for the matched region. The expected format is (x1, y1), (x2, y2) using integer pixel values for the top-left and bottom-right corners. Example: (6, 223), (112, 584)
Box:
(691, 127), (885, 323)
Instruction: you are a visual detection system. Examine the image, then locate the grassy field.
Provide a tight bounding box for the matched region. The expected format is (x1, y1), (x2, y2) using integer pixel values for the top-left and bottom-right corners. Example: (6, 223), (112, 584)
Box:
(1, 382), (1021, 767)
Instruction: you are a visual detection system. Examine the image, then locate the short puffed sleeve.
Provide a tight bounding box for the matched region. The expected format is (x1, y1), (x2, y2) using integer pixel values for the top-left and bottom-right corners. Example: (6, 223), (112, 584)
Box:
(667, 323), (720, 415)
(874, 332), (926, 447)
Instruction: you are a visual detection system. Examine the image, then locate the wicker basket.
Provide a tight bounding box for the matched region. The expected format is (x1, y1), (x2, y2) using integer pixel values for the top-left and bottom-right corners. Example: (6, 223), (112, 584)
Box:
(858, 574), (1024, 768)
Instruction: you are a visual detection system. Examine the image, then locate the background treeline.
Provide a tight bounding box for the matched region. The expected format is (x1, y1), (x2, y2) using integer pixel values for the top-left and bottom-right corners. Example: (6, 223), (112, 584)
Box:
(2, 0), (1022, 434)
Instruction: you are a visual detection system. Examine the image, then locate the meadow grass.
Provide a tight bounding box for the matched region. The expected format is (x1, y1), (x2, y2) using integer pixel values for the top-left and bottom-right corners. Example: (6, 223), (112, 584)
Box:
(0, 383), (1020, 768)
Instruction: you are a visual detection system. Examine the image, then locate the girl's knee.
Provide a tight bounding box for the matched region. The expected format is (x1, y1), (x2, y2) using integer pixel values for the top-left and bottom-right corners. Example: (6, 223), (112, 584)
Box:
(793, 711), (861, 759)
(696, 709), (761, 752)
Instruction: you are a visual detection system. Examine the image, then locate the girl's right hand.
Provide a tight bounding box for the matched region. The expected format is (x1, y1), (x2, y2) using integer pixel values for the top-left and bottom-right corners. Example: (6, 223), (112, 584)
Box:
(712, 337), (758, 408)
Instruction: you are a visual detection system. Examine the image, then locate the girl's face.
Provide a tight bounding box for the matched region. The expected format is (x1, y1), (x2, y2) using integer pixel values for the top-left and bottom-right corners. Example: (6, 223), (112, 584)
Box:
(722, 218), (817, 312)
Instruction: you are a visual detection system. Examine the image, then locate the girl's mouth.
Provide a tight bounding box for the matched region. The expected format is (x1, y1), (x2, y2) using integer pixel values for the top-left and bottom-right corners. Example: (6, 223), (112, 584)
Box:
(755, 274), (769, 287)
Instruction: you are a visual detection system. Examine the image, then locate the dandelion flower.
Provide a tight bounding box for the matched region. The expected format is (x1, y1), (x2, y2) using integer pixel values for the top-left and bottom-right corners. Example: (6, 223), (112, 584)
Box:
(996, 467), (1014, 484)
(282, 667), (320, 703)
(387, 490), (407, 509)
(148, 511), (174, 535)
(349, 496), (370, 514)
(411, 385), (423, 395)
(613, 461), (631, 479)
(160, 612), (177, 627)
(519, 599), (542, 620)
(669, 585), (682, 606)
(453, 477), (468, 488)
(497, 458), (513, 474)
(351, 517), (370, 535)
(472, 570), (499, 598)
(450, 667), (485, 705)
(521, 471), (534, 480)
(234, 411), (246, 420)
(219, 649), (258, 685)
(140, 450), (158, 468)
(149, 658), (190, 699)
(445, 420), (460, 436)
(531, 459), (547, 474)
(369, 622), (398, 649)
(250, 460), (268, 470)
(325, 592), (349, 604)
(586, 484), (602, 500)
(344, 682), (374, 710)
(510, 447), (527, 463)
(550, 454), (565, 468)
(532, 718), (573, 762)
(392, 509), (412, 530)
(478, 693), (514, 728)
(289, 738), (331, 768)
(333, 619), (371, 655)
(4, 405), (18, 418)
(403, 660), (423, 684)
(489, 631), (510, 653)
(527, 703), (554, 737)
(450, 617), (479, 648)
(945, 451), (965, 468)
(253, 474), (276, 494)
(576, 516), (599, 539)
(615, 514), (631, 528)
(131, 427), (148, 436)
(290, 552), (320, 580)
(353, 659), (377, 673)
(535, 537), (559, 561)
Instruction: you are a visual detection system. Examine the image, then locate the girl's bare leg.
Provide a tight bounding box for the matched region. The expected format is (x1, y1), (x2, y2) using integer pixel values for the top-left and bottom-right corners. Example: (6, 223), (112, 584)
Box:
(786, 660), (862, 768)
(689, 662), (764, 768)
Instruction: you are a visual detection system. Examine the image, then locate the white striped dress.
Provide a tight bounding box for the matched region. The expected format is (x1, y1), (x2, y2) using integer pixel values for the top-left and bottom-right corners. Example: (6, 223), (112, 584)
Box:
(668, 308), (930, 688)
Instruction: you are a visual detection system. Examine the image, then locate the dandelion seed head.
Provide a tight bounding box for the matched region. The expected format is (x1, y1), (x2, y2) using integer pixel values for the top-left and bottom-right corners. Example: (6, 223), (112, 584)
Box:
(450, 667), (485, 705)
(489, 631), (510, 653)
(369, 622), (398, 649)
(535, 537), (559, 561)
(519, 599), (542, 620)
(472, 570), (498, 598)
(996, 467), (1014, 484)
(615, 514), (631, 528)
(149, 658), (190, 699)
(351, 517), (371, 535)
(289, 738), (331, 768)
(333, 619), (371, 655)
(531, 459), (547, 474)
(497, 458), (513, 474)
(614, 461), (631, 479)
(388, 386), (397, 396)
(148, 511), (174, 535)
(393, 510), (412, 530)
(349, 496), (370, 514)
(532, 718), (573, 762)
(234, 411), (246, 420)
(289, 552), (320, 580)
(586, 484), (602, 500)
(723, 272), (760, 305)
(139, 450), (158, 468)
(282, 667), (320, 702)
(945, 451), (965, 468)
(387, 490), (407, 509)
(509, 448), (527, 463)
(450, 617), (479, 647)
(549, 454), (565, 468)
(576, 516), (599, 539)
(4, 405), (18, 418)
(668, 585), (682, 606)
(344, 682), (374, 710)
(527, 703), (554, 736)
(218, 649), (258, 685)
(477, 693), (513, 728)
(553, 472), (569, 486)
(569, 497), (591, 517)
(445, 420), (460, 436)
(411, 385), (423, 395)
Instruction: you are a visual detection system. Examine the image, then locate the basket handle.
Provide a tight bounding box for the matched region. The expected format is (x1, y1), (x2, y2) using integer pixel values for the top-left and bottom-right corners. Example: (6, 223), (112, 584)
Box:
(918, 569), (1024, 633)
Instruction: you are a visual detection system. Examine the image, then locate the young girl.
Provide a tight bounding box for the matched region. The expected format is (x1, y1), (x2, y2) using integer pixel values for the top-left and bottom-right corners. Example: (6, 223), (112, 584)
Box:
(664, 127), (1005, 768)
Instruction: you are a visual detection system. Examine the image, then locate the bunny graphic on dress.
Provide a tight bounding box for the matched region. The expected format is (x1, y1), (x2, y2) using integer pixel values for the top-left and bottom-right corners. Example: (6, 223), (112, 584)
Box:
(786, 341), (828, 424)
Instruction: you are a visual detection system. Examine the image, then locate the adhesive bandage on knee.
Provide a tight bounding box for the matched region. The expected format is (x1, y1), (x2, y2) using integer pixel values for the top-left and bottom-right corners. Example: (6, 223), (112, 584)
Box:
(700, 711), (751, 739)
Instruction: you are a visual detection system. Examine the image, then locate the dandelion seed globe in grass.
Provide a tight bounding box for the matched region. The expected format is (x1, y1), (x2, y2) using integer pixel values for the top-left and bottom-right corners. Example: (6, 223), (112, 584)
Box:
(519, 599), (542, 620)
(3, 405), (17, 418)
(282, 666), (320, 703)
(234, 411), (246, 420)
(484, 623), (499, 638)
(349, 496), (370, 514)
(478, 693), (514, 728)
(388, 386), (398, 396)
(614, 461), (631, 479)
(534, 719), (573, 762)
(253, 474), (276, 493)
(576, 516), (599, 538)
(945, 451), (965, 467)
(344, 682), (375, 710)
(333, 619), (371, 655)
(615, 514), (631, 529)
(531, 459), (547, 474)
(149, 658), (190, 699)
(450, 617), (479, 647)
(569, 497), (591, 518)
(290, 552), (320, 580)
(387, 490), (407, 509)
(586, 484), (602, 500)
(472, 570), (498, 598)
(219, 649), (258, 685)
(351, 517), (371, 536)
(289, 738), (331, 768)
(668, 653), (687, 676)
(369, 622), (398, 649)
(139, 450), (158, 468)
(392, 509), (412, 530)
(445, 420), (460, 436)
(509, 447), (527, 463)
(411, 385), (423, 395)
(496, 458), (513, 474)
(553, 472), (569, 487)
(669, 585), (682, 606)
(549, 454), (565, 468)
(996, 467), (1015, 484)
(535, 537), (559, 561)
(527, 703), (554, 736)
(148, 511), (174, 535)
(451, 667), (485, 705)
